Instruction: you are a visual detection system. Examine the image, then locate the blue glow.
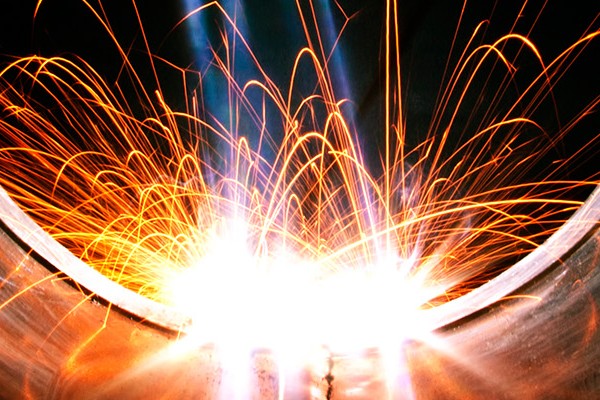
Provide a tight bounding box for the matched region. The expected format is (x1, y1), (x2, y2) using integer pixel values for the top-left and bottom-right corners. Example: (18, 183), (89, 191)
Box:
(179, 0), (354, 140)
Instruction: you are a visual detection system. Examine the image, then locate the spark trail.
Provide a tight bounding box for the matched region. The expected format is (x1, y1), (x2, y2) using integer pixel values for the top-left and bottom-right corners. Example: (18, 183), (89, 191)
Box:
(0, 0), (598, 398)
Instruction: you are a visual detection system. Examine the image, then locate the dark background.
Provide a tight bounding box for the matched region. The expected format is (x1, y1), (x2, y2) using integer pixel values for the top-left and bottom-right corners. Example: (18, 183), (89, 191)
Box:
(1, 0), (598, 182)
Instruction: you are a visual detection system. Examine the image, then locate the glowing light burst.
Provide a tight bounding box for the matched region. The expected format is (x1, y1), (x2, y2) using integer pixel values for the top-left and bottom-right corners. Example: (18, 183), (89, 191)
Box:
(0, 0), (598, 397)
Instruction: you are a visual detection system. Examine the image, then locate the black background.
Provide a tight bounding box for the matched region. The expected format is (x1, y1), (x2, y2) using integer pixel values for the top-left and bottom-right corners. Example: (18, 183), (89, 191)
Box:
(1, 0), (598, 181)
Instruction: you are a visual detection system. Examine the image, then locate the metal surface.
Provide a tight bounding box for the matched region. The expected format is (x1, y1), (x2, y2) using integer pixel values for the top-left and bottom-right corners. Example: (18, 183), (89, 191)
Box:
(0, 182), (599, 398)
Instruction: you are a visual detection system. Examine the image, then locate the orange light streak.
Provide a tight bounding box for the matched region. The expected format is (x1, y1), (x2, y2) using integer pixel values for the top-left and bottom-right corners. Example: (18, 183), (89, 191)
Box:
(0, 1), (598, 394)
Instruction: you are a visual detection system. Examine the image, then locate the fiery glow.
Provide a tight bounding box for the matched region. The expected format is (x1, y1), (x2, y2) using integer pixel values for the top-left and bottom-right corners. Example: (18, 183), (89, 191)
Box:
(0, 0), (598, 396)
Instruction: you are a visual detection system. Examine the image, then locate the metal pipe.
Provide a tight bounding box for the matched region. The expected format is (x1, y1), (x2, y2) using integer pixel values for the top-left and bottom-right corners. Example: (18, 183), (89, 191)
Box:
(1, 184), (599, 398)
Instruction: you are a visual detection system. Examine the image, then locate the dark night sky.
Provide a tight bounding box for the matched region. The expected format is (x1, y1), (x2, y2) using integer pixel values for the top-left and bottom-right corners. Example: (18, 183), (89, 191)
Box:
(1, 1), (598, 181)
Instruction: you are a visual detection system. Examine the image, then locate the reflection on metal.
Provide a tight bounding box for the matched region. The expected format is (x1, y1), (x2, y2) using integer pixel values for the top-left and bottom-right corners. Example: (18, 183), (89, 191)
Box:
(0, 185), (190, 331)
(1, 184), (599, 398)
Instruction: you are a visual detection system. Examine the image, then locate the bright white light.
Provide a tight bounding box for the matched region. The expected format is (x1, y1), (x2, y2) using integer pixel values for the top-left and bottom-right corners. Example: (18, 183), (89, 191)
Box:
(163, 218), (439, 363)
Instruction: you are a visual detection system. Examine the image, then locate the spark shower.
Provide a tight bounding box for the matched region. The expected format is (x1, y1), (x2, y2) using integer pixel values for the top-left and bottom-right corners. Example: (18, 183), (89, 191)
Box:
(0, 1), (598, 398)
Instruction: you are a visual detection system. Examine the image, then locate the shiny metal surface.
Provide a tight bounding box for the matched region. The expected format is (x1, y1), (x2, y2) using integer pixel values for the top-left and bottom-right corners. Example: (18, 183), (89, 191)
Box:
(1, 183), (599, 398)
(0, 194), (283, 399)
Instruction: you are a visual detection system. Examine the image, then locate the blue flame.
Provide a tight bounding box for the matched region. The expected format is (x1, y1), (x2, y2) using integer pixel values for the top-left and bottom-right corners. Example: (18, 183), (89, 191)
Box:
(179, 0), (354, 141)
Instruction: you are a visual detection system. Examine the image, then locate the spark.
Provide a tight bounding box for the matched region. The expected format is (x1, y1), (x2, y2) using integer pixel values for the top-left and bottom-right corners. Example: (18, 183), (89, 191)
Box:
(0, 0), (598, 398)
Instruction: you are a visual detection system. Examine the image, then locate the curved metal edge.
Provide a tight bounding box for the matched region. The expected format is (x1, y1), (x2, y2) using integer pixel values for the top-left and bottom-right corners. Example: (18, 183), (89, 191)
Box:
(1, 183), (599, 335)
(423, 184), (600, 330)
(1, 183), (599, 398)
(0, 185), (191, 331)
(328, 220), (600, 398)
